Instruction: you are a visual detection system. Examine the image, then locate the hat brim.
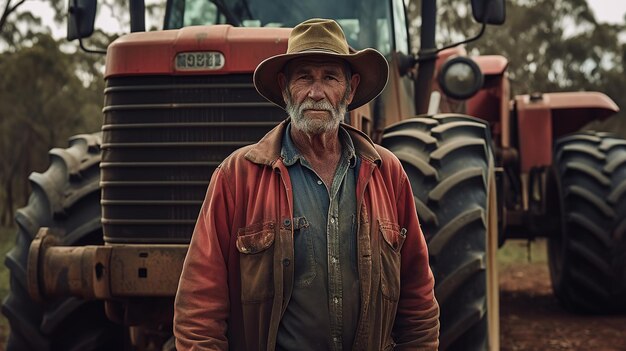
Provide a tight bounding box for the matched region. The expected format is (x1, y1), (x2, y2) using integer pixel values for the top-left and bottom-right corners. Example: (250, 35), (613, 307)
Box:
(253, 48), (389, 111)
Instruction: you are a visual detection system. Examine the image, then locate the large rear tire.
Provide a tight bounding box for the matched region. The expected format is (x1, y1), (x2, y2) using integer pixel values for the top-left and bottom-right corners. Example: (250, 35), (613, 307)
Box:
(2, 134), (124, 350)
(548, 131), (626, 313)
(382, 114), (497, 351)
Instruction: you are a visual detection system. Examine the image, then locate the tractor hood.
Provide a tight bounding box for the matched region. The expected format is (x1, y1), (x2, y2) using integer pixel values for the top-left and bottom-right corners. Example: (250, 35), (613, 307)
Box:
(105, 25), (291, 78)
(515, 91), (619, 137)
(514, 91), (619, 172)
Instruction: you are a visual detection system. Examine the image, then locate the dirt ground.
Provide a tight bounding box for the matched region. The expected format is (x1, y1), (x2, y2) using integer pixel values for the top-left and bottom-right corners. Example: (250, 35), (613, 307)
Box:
(499, 240), (626, 351)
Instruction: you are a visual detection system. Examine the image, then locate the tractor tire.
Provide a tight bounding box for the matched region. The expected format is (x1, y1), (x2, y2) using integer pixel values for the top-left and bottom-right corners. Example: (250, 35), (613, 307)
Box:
(548, 131), (626, 313)
(382, 114), (497, 351)
(2, 134), (124, 350)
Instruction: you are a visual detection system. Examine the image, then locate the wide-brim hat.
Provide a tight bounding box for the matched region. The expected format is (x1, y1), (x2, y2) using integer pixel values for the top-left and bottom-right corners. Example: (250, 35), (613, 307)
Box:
(253, 18), (389, 111)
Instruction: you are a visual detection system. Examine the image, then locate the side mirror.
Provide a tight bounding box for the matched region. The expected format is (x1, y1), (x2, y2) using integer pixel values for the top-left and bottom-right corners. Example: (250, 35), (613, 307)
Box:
(67, 0), (97, 40)
(471, 0), (505, 25)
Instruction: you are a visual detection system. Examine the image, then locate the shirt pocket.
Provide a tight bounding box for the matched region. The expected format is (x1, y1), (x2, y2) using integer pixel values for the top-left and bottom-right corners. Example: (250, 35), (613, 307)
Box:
(236, 221), (276, 303)
(293, 216), (317, 288)
(379, 219), (406, 301)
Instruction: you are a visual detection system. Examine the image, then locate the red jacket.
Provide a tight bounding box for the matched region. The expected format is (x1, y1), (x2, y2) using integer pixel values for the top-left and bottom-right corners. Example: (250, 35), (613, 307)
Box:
(174, 120), (439, 350)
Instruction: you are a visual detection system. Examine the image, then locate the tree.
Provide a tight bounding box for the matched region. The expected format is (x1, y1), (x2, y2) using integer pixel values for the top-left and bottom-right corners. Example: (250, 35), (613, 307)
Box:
(485, 0), (626, 132)
(0, 33), (103, 225)
(0, 0), (65, 49)
(0, 0), (166, 224)
(411, 0), (626, 134)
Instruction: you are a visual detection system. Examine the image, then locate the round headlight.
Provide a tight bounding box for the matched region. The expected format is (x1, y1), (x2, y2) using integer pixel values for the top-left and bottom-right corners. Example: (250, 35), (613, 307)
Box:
(438, 56), (484, 100)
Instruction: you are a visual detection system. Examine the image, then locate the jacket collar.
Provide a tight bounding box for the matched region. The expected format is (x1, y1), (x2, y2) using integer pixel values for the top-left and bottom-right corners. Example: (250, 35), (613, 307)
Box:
(281, 123), (357, 168)
(244, 118), (382, 167)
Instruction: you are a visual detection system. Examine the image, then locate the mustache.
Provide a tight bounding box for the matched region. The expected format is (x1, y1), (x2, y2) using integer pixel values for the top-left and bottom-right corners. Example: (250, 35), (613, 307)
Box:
(296, 99), (335, 113)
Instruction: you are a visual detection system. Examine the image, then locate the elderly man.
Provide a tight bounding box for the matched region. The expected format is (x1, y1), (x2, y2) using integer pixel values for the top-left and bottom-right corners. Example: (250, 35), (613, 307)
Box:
(174, 18), (439, 350)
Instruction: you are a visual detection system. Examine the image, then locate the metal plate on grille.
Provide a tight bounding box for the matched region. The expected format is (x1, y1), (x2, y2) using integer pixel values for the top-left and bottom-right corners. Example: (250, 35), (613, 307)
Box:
(175, 51), (225, 71)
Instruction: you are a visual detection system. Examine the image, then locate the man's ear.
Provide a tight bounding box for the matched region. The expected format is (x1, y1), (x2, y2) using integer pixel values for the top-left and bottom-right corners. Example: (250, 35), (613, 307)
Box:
(278, 73), (288, 101)
(347, 73), (361, 103)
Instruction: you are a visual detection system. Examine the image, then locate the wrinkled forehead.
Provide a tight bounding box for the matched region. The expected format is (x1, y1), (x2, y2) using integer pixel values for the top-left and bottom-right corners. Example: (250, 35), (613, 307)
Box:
(283, 56), (350, 76)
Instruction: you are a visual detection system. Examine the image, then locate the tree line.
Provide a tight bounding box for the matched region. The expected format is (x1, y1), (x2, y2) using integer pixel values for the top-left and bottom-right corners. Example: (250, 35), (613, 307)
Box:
(0, 0), (625, 225)
(0, 0), (107, 224)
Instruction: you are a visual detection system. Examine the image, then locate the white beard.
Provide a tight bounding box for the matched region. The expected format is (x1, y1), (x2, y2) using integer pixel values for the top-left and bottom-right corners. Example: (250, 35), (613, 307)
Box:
(285, 90), (350, 135)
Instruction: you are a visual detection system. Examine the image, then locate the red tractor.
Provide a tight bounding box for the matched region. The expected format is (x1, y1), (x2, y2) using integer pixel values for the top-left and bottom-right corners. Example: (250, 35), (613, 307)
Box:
(3, 0), (623, 350)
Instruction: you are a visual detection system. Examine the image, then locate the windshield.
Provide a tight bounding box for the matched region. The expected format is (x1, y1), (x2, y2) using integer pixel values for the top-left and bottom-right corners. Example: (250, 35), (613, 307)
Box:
(165, 0), (402, 55)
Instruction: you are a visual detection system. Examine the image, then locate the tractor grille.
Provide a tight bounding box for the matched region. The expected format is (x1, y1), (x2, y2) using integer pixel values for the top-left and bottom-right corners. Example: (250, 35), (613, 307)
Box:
(101, 75), (285, 243)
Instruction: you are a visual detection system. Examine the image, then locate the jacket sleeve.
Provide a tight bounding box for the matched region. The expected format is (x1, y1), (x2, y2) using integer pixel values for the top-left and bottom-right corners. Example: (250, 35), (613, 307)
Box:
(174, 166), (233, 350)
(393, 172), (440, 350)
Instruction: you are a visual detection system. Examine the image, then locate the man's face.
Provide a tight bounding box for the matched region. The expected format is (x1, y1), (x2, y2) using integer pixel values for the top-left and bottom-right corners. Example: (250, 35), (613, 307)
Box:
(279, 57), (360, 135)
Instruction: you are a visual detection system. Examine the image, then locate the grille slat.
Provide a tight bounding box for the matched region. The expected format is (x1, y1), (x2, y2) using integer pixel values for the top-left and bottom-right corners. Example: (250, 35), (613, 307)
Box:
(100, 161), (221, 167)
(101, 200), (203, 205)
(102, 121), (278, 130)
(103, 101), (274, 112)
(101, 180), (214, 186)
(104, 83), (254, 92)
(102, 141), (253, 148)
(101, 219), (197, 225)
(102, 74), (285, 243)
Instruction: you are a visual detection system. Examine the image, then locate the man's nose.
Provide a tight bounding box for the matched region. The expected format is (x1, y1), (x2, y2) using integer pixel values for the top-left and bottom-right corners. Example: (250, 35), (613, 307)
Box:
(307, 80), (326, 101)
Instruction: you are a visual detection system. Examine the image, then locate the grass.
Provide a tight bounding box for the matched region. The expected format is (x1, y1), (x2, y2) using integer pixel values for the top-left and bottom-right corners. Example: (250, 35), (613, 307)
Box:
(0, 225), (16, 350)
(497, 238), (548, 266)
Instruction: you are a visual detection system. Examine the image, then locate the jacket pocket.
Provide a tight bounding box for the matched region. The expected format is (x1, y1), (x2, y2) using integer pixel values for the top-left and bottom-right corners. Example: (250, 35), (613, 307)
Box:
(293, 216), (317, 288)
(237, 221), (276, 303)
(379, 219), (406, 301)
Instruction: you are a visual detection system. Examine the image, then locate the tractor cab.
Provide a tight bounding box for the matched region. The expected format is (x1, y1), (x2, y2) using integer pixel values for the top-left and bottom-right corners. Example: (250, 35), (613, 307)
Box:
(164, 0), (410, 57)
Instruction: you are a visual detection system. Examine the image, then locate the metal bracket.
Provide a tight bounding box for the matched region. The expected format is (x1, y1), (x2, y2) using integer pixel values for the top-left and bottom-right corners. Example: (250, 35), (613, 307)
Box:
(27, 227), (188, 300)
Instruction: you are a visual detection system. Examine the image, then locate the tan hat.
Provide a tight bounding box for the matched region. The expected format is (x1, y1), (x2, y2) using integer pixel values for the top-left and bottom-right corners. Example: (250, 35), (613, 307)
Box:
(253, 18), (389, 111)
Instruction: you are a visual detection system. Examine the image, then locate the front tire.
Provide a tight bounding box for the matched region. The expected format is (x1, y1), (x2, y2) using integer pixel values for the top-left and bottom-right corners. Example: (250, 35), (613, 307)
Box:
(549, 131), (626, 313)
(382, 114), (497, 351)
(2, 134), (124, 350)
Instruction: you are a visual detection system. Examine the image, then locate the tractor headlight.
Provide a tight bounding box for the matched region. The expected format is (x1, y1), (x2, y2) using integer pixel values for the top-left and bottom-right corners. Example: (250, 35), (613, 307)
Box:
(438, 56), (484, 100)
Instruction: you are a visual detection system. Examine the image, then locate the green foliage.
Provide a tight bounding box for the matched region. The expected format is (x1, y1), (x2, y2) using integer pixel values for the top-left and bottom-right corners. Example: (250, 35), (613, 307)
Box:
(497, 239), (548, 266)
(0, 33), (104, 225)
(432, 0), (622, 92)
(474, 0), (621, 93)
(0, 225), (16, 346)
(0, 0), (65, 50)
(420, 0), (626, 135)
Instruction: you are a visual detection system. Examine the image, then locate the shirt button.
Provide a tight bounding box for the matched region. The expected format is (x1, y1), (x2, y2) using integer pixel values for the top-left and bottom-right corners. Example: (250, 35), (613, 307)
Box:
(282, 258), (290, 267)
(333, 296), (339, 304)
(333, 337), (339, 343)
(330, 218), (335, 224)
(317, 180), (323, 185)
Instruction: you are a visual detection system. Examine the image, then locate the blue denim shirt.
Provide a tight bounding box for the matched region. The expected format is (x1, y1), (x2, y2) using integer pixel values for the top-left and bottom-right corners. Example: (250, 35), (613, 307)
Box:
(276, 123), (359, 351)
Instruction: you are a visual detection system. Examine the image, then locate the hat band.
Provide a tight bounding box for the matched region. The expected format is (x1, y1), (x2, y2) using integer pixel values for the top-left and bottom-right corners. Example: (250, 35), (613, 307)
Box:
(288, 48), (348, 55)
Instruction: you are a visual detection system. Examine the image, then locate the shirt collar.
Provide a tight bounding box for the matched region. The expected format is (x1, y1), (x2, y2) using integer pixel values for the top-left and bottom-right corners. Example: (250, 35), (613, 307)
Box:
(281, 122), (357, 168)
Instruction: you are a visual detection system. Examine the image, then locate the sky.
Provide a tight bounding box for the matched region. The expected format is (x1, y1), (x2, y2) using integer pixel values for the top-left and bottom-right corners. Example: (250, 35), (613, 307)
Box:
(588, 0), (626, 24)
(19, 0), (626, 39)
